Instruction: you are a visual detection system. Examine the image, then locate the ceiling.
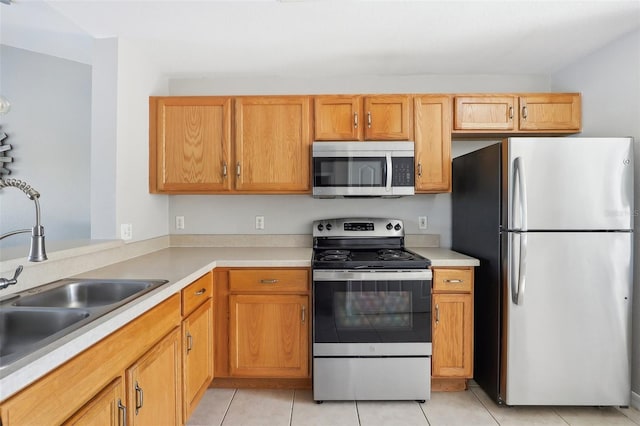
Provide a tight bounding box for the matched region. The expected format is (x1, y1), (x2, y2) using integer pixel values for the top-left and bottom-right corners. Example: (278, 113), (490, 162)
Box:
(1, 0), (639, 78)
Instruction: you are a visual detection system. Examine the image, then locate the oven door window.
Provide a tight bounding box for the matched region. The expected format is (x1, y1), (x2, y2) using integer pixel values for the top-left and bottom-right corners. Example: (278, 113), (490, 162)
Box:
(314, 280), (431, 343)
(313, 157), (386, 188)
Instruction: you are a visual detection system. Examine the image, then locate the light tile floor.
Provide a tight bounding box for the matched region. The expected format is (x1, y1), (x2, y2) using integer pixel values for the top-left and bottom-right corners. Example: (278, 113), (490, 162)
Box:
(188, 384), (640, 426)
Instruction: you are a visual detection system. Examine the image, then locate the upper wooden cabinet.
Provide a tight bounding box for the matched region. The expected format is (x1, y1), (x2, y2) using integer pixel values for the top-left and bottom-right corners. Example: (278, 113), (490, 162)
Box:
(518, 94), (581, 131)
(314, 95), (412, 141)
(414, 95), (452, 193)
(150, 96), (232, 193)
(454, 95), (516, 131)
(453, 93), (581, 134)
(234, 96), (312, 193)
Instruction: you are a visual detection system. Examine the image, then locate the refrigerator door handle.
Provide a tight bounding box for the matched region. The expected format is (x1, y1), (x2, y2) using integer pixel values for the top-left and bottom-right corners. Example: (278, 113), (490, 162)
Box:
(512, 156), (528, 231)
(512, 156), (528, 305)
(510, 231), (528, 305)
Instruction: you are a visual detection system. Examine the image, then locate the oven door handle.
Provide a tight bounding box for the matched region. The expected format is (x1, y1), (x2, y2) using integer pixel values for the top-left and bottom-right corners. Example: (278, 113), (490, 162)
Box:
(313, 270), (432, 281)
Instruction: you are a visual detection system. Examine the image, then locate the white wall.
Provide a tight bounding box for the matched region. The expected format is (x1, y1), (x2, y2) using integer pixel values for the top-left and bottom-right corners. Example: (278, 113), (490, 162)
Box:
(114, 40), (170, 241)
(0, 45), (91, 247)
(551, 29), (640, 400)
(168, 74), (549, 247)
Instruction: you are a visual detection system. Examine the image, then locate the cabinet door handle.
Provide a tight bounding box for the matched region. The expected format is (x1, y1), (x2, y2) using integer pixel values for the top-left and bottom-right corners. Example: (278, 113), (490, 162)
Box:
(301, 305), (306, 323)
(260, 279), (279, 284)
(222, 162), (228, 178)
(186, 331), (193, 353)
(236, 162), (241, 177)
(367, 111), (372, 128)
(354, 112), (358, 128)
(444, 279), (463, 284)
(118, 399), (127, 426)
(134, 381), (144, 414)
(417, 162), (423, 178)
(509, 106), (514, 120)
(522, 105), (528, 120)
(435, 304), (440, 325)
(195, 288), (206, 296)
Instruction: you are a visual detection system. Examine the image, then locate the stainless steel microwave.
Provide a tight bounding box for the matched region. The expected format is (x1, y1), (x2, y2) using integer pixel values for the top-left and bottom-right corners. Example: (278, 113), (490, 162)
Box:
(312, 141), (415, 198)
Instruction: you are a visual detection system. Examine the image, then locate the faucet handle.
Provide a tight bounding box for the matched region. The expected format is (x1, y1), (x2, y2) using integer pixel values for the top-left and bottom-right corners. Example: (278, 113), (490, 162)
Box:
(0, 265), (23, 290)
(12, 265), (23, 280)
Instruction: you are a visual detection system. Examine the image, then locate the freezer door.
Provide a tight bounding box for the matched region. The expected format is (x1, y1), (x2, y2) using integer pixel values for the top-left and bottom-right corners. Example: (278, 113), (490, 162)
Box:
(506, 137), (633, 230)
(504, 231), (632, 406)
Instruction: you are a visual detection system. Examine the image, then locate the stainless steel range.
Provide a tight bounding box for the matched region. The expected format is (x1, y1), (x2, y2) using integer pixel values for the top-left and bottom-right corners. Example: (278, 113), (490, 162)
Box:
(312, 218), (432, 402)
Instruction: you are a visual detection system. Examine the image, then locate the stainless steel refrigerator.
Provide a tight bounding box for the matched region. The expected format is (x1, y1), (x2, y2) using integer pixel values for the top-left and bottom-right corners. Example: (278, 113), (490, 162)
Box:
(452, 137), (633, 406)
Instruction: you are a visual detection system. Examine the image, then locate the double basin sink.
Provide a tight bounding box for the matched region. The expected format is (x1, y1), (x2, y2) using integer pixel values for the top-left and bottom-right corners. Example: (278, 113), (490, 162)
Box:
(0, 278), (168, 370)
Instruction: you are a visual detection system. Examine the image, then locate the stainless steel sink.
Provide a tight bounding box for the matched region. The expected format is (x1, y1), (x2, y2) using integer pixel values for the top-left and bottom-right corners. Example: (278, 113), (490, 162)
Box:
(13, 279), (162, 309)
(0, 307), (91, 366)
(0, 278), (168, 370)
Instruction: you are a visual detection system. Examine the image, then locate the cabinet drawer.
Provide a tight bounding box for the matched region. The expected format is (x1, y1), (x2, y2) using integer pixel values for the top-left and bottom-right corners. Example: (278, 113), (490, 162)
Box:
(432, 268), (473, 293)
(229, 269), (309, 293)
(182, 272), (213, 316)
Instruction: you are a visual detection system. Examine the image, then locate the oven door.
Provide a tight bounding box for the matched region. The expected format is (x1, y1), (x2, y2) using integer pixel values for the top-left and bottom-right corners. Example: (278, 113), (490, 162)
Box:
(313, 269), (432, 356)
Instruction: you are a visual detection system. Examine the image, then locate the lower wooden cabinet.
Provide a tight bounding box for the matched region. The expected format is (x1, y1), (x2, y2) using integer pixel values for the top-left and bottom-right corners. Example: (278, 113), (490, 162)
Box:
(229, 293), (309, 378)
(182, 298), (214, 421)
(431, 267), (474, 391)
(63, 378), (125, 426)
(213, 268), (311, 387)
(0, 295), (181, 426)
(126, 328), (181, 426)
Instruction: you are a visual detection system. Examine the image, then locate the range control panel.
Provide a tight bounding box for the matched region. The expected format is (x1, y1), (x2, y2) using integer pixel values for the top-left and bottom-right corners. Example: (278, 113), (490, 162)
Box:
(313, 218), (404, 238)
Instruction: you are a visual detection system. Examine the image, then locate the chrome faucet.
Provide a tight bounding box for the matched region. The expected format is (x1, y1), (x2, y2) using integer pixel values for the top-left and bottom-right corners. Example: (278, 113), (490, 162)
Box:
(0, 178), (47, 290)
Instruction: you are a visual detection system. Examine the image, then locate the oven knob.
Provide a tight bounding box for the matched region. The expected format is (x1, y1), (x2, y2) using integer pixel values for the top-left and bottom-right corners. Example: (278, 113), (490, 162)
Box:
(386, 223), (393, 230)
(326, 223), (333, 230)
(394, 224), (402, 231)
(317, 224), (324, 231)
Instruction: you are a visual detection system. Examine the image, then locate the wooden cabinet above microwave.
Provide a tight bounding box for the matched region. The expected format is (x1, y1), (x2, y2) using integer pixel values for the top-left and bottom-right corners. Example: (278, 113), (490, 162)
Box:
(314, 95), (413, 141)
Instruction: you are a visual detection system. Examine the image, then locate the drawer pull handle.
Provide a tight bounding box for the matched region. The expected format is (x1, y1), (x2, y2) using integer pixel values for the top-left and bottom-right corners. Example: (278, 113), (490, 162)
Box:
(522, 105), (528, 120)
(260, 279), (279, 284)
(435, 304), (440, 325)
(195, 288), (206, 295)
(301, 305), (306, 323)
(444, 279), (463, 284)
(509, 105), (514, 120)
(367, 111), (372, 128)
(354, 112), (358, 128)
(118, 399), (127, 426)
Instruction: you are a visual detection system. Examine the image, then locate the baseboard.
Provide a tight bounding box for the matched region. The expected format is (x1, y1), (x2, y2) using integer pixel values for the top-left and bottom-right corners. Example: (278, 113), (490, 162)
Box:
(632, 391), (640, 410)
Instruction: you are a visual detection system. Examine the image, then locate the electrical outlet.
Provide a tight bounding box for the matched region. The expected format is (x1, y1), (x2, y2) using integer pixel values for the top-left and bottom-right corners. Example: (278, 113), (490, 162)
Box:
(175, 216), (185, 230)
(418, 216), (428, 230)
(120, 223), (133, 240)
(255, 215), (265, 230)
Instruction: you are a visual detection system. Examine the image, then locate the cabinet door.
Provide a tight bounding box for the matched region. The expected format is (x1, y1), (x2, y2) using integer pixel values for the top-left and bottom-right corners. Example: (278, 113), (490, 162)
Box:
(414, 95), (452, 193)
(234, 96), (311, 192)
(364, 95), (412, 140)
(182, 300), (214, 422)
(63, 378), (125, 426)
(518, 94), (581, 131)
(454, 96), (516, 131)
(432, 293), (473, 378)
(229, 294), (309, 378)
(314, 96), (363, 140)
(127, 328), (181, 426)
(151, 97), (232, 192)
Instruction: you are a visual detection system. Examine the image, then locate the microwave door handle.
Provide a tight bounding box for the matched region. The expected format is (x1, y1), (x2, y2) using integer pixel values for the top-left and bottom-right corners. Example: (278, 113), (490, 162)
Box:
(385, 153), (392, 191)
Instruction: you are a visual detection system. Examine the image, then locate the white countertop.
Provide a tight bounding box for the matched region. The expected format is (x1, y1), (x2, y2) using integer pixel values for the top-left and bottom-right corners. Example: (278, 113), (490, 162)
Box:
(0, 245), (477, 400)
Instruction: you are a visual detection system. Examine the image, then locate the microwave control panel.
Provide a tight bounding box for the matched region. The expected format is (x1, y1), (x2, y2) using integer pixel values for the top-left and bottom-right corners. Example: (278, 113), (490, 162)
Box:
(392, 158), (415, 186)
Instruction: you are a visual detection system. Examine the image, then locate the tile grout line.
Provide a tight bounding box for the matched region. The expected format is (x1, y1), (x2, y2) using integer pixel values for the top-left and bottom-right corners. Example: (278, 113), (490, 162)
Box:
(418, 400), (432, 425)
(550, 407), (571, 426)
(290, 389), (296, 426)
(355, 400), (362, 426)
(468, 386), (501, 425)
(219, 388), (238, 426)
